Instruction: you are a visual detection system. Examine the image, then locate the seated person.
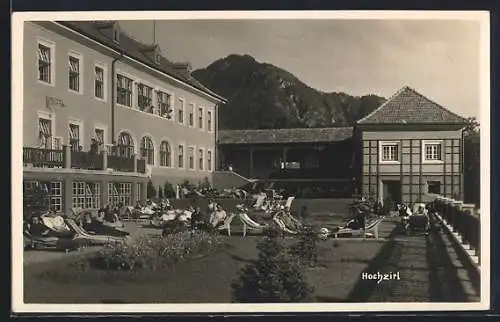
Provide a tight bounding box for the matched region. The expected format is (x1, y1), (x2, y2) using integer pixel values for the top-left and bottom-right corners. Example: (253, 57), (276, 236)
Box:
(209, 204), (227, 228)
(27, 216), (51, 237)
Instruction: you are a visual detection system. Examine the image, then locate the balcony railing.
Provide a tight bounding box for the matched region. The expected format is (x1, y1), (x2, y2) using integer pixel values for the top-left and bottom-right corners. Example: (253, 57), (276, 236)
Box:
(23, 146), (146, 174)
(137, 159), (146, 173)
(107, 154), (135, 172)
(23, 147), (64, 168)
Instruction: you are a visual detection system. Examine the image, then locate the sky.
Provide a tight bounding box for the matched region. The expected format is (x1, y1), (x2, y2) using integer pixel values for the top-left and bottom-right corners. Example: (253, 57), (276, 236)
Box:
(119, 19), (481, 118)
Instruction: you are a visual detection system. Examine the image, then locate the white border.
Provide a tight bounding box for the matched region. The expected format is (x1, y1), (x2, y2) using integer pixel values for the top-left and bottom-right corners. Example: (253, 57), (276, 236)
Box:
(12, 10), (490, 313)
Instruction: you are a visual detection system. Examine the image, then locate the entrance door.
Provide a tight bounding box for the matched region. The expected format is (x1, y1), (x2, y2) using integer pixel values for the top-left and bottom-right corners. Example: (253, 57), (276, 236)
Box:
(382, 180), (402, 205)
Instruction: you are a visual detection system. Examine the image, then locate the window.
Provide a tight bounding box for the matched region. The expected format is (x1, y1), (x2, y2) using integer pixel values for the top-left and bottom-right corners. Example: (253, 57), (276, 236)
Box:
(157, 91), (172, 118)
(188, 104), (195, 127)
(177, 99), (184, 124)
(140, 136), (155, 165)
(428, 181), (441, 194)
(95, 128), (105, 147)
(72, 182), (101, 209)
(53, 137), (62, 150)
(160, 141), (172, 167)
(68, 55), (81, 92)
(107, 182), (132, 206)
(116, 132), (134, 157)
(38, 43), (52, 83)
(37, 117), (52, 149)
(136, 183), (142, 203)
(24, 181), (63, 212)
(380, 142), (399, 162)
(178, 144), (184, 168)
(68, 123), (81, 152)
(137, 83), (153, 112)
(198, 148), (204, 171)
(207, 110), (213, 132)
(117, 74), (133, 107)
(198, 106), (203, 129)
(188, 146), (195, 170)
(207, 150), (212, 171)
(94, 66), (104, 99)
(423, 141), (443, 162)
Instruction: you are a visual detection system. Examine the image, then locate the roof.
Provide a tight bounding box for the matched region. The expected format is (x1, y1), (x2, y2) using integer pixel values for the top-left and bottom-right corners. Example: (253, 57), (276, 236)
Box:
(357, 86), (467, 125)
(218, 127), (354, 145)
(57, 21), (226, 102)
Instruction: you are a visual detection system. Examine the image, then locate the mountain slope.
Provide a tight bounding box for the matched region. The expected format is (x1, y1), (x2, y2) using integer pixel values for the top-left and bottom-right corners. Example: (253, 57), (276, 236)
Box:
(192, 54), (386, 130)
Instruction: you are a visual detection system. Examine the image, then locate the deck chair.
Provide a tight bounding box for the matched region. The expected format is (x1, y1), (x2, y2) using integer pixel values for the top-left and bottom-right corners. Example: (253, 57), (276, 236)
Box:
(217, 213), (236, 236)
(333, 217), (385, 239)
(273, 216), (298, 234)
(238, 210), (268, 237)
(284, 196), (295, 212)
(65, 219), (127, 245)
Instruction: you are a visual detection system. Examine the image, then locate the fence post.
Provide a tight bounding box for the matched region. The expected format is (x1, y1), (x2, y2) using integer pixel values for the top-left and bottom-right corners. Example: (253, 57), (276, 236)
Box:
(63, 145), (71, 169)
(102, 149), (108, 170)
(452, 200), (463, 233)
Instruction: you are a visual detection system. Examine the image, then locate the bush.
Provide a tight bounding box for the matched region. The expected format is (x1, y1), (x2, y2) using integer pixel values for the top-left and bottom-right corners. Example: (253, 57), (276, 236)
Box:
(231, 226), (314, 303)
(198, 177), (212, 190)
(289, 225), (319, 267)
(147, 180), (157, 199)
(163, 181), (176, 198)
(81, 231), (227, 272)
(158, 186), (164, 199)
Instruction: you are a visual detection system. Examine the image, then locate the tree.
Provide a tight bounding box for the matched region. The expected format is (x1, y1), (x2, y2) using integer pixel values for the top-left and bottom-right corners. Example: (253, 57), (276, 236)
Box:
(231, 226), (315, 303)
(289, 225), (319, 267)
(158, 186), (164, 199)
(463, 117), (480, 206)
(163, 181), (175, 198)
(146, 180), (157, 199)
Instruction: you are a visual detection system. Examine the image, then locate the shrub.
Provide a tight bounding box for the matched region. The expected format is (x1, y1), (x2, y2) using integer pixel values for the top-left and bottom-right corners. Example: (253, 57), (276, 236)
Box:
(81, 231), (227, 272)
(163, 181), (176, 198)
(289, 225), (319, 267)
(198, 177), (212, 190)
(147, 180), (157, 199)
(158, 186), (164, 199)
(231, 226), (314, 303)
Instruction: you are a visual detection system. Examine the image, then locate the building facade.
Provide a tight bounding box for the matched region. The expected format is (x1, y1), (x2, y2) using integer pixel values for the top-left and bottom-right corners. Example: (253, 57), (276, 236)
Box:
(357, 86), (467, 204)
(215, 127), (358, 195)
(23, 20), (225, 214)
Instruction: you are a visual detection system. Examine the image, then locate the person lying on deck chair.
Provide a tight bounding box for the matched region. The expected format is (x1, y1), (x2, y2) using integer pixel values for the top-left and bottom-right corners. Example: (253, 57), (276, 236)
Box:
(27, 216), (50, 237)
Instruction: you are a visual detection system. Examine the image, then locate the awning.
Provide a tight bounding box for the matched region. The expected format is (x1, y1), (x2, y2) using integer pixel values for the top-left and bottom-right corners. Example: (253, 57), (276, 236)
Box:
(69, 125), (79, 140)
(39, 119), (51, 137)
(95, 67), (103, 81)
(37, 47), (50, 63)
(69, 57), (79, 73)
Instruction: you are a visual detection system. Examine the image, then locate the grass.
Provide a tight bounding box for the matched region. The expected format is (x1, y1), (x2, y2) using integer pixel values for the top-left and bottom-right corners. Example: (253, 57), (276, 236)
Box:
(23, 199), (479, 303)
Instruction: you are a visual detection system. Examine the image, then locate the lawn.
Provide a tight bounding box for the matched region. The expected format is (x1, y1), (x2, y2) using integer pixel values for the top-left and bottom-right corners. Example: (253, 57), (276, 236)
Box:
(22, 198), (479, 303)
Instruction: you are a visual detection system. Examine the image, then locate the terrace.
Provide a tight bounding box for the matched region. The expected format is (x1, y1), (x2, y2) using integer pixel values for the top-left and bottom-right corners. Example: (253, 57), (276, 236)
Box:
(23, 195), (482, 304)
(23, 145), (147, 174)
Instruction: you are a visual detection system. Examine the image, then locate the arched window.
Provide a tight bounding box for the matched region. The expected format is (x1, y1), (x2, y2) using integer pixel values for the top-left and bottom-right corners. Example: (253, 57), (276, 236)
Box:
(160, 141), (172, 167)
(117, 132), (134, 157)
(140, 136), (155, 165)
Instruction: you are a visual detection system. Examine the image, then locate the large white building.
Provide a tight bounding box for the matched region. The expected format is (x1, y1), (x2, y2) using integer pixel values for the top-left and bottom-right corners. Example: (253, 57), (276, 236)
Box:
(23, 20), (226, 214)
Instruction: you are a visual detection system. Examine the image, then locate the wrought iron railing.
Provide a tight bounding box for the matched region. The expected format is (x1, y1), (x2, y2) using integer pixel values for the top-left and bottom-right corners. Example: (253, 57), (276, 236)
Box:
(23, 147), (64, 168)
(107, 154), (135, 172)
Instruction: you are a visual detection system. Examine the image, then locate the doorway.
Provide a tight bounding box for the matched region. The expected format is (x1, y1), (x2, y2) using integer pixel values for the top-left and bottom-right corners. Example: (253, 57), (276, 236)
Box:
(382, 180), (402, 205)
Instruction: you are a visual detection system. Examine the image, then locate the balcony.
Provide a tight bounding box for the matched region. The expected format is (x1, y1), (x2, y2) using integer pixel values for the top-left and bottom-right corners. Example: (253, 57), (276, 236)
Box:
(23, 146), (147, 174)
